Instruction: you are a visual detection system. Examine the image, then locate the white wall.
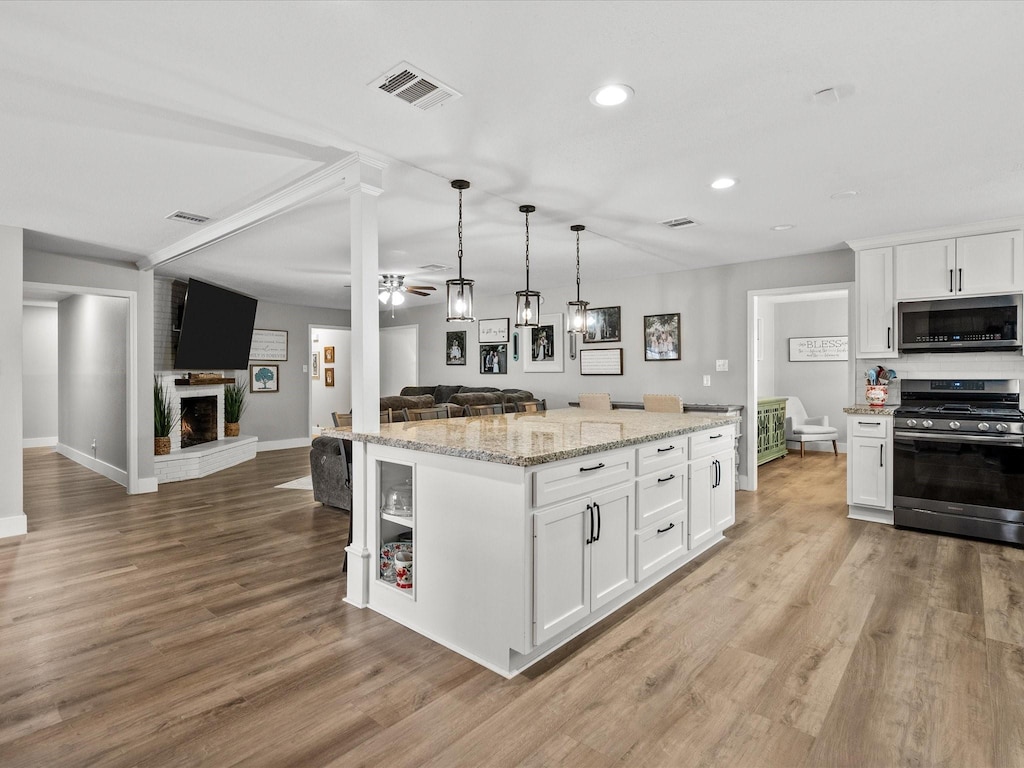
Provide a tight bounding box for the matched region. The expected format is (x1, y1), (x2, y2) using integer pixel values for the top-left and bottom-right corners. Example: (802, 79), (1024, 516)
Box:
(58, 294), (129, 473)
(0, 226), (26, 536)
(772, 297), (849, 444)
(384, 248), (855, 479)
(22, 304), (58, 445)
(310, 327), (352, 431)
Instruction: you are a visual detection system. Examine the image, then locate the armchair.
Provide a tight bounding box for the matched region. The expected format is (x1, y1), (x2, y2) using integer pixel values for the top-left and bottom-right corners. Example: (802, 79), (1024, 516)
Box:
(784, 397), (839, 458)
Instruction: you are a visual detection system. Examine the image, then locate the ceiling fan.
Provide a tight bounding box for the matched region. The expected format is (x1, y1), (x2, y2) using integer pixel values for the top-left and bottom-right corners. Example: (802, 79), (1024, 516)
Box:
(378, 274), (436, 315)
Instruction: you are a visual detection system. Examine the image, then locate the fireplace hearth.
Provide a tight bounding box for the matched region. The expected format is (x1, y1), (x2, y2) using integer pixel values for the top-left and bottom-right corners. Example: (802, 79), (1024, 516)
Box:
(180, 395), (218, 448)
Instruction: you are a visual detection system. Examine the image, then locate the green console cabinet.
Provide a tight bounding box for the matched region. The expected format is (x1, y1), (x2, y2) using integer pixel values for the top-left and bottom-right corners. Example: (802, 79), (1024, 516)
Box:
(757, 397), (788, 465)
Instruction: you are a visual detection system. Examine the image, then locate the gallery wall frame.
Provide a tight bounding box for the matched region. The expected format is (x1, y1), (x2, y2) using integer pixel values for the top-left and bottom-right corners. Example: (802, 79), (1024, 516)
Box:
(644, 313), (681, 361)
(250, 364), (279, 392)
(788, 335), (849, 361)
(584, 306), (621, 343)
(323, 345), (335, 364)
(580, 348), (624, 375)
(523, 313), (564, 372)
(446, 330), (467, 366)
(249, 329), (288, 361)
(479, 343), (508, 374)
(324, 367), (335, 387)
(311, 351), (320, 379)
(478, 318), (509, 343)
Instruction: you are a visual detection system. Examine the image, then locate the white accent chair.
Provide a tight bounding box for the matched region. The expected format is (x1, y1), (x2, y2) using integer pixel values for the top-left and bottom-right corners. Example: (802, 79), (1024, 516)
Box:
(784, 396), (839, 458)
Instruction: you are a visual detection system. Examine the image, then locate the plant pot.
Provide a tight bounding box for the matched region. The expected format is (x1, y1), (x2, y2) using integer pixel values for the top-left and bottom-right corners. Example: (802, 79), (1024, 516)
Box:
(154, 436), (171, 455)
(865, 384), (889, 408)
(224, 422), (240, 437)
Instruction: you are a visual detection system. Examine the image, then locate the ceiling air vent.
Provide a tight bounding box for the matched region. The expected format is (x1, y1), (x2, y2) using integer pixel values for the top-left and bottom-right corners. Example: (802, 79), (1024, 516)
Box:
(659, 217), (700, 229)
(166, 210), (210, 225)
(417, 264), (453, 272)
(371, 62), (462, 111)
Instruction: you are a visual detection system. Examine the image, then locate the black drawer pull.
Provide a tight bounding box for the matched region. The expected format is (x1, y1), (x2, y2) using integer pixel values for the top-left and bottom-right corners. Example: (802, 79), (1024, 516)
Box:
(656, 445), (675, 453)
(579, 463), (606, 472)
(657, 474), (676, 483)
(858, 421), (879, 426)
(656, 523), (675, 534)
(710, 434), (724, 439)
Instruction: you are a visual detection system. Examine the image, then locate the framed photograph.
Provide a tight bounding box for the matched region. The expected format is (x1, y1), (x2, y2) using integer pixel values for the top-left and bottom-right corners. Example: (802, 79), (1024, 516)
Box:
(644, 313), (681, 361)
(580, 348), (624, 375)
(311, 351), (320, 379)
(584, 306), (621, 343)
(250, 364), (279, 393)
(788, 336), (848, 361)
(523, 313), (564, 372)
(324, 367), (335, 387)
(446, 330), (467, 366)
(479, 343), (508, 374)
(323, 345), (335, 364)
(249, 329), (288, 361)
(478, 318), (510, 344)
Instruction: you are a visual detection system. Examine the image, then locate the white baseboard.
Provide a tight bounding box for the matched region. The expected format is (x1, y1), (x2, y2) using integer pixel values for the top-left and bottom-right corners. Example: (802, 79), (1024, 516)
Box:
(257, 437), (312, 452)
(56, 443), (128, 488)
(0, 514), (28, 538)
(23, 436), (57, 449)
(131, 476), (159, 495)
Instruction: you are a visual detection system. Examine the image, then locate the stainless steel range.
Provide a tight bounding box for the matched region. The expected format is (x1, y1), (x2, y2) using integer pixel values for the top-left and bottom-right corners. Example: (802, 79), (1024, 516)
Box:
(894, 379), (1024, 544)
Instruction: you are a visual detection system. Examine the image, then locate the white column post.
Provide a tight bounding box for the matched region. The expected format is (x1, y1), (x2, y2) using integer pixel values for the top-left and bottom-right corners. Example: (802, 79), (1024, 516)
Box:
(342, 154), (387, 606)
(0, 226), (27, 538)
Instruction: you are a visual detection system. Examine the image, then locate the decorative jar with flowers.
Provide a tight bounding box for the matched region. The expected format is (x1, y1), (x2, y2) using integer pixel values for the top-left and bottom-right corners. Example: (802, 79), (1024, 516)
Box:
(865, 365), (897, 407)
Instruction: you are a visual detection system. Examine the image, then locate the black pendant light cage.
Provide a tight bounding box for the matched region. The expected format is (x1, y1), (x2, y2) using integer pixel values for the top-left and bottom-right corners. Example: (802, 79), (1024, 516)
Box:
(446, 179), (476, 322)
(515, 204), (541, 328)
(566, 224), (589, 335)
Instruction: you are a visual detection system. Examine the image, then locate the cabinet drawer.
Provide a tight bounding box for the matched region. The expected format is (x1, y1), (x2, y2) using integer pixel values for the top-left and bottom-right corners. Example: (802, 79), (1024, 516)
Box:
(850, 416), (890, 439)
(690, 424), (735, 460)
(533, 449), (633, 508)
(636, 466), (685, 529)
(635, 510), (687, 582)
(636, 438), (687, 475)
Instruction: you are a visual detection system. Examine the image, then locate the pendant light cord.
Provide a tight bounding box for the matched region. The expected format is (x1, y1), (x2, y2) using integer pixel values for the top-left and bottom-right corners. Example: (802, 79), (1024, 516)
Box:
(524, 208), (531, 293)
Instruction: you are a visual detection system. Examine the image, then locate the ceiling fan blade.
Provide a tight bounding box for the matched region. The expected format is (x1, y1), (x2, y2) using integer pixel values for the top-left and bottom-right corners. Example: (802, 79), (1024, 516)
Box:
(404, 285), (436, 291)
(406, 289), (432, 297)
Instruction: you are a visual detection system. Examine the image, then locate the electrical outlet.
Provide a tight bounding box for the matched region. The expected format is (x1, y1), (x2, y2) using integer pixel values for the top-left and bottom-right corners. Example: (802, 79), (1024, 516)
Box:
(716, 359), (729, 372)
(703, 375), (711, 386)
(302, 364), (308, 373)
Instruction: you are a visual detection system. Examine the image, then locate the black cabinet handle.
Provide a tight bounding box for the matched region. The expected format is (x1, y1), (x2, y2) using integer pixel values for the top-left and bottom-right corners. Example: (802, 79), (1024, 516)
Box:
(656, 445), (675, 453)
(716, 459), (721, 488)
(657, 474), (676, 483)
(594, 502), (601, 542)
(656, 522), (676, 534)
(710, 434), (724, 439)
(958, 267), (963, 292)
(580, 463), (606, 473)
(879, 445), (884, 467)
(949, 268), (954, 293)
(887, 326), (892, 350)
(585, 503), (594, 545)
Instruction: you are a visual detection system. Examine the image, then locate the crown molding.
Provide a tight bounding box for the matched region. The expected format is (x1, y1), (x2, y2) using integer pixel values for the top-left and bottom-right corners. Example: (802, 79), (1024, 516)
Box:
(846, 215), (1024, 252)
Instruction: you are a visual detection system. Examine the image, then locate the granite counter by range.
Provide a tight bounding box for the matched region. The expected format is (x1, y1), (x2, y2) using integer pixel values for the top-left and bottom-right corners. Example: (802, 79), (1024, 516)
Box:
(333, 408), (740, 677)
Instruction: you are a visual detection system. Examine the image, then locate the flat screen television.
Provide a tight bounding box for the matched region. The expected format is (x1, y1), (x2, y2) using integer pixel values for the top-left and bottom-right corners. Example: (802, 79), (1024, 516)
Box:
(174, 279), (258, 371)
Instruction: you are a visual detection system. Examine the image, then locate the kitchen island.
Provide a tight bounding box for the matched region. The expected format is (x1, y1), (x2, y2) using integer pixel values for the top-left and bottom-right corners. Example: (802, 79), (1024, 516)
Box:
(334, 408), (740, 677)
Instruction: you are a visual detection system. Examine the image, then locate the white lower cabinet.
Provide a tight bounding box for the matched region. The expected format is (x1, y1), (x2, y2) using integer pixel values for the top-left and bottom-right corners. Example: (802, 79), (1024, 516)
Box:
(635, 509), (687, 581)
(533, 482), (634, 644)
(846, 414), (892, 510)
(688, 450), (734, 545)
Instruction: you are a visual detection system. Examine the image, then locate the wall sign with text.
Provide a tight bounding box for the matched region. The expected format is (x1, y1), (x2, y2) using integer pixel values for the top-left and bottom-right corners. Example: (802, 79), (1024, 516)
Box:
(788, 336), (848, 362)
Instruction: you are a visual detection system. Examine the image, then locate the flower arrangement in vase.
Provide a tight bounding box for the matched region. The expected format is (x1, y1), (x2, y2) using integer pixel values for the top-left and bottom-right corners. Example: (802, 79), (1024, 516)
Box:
(865, 365), (897, 408)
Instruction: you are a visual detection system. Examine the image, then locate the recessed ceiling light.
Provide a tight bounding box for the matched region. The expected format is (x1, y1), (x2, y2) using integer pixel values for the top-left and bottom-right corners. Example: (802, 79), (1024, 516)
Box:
(830, 190), (859, 200)
(770, 224), (795, 231)
(590, 84), (634, 107)
(711, 177), (736, 190)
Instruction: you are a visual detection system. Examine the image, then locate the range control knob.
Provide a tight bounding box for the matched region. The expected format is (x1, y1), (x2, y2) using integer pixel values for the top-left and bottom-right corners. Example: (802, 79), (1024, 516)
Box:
(949, 421), (961, 430)
(996, 423), (1009, 433)
(978, 422), (991, 432)
(922, 419), (934, 428)
(906, 418), (918, 428)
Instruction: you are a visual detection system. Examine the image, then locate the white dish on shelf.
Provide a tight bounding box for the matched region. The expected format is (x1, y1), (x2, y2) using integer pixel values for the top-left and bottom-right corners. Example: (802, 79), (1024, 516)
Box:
(381, 506), (413, 518)
(379, 540), (413, 582)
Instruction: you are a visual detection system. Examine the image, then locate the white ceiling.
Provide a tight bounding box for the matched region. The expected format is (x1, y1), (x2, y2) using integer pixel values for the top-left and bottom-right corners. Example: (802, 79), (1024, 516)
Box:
(4, 1), (1023, 310)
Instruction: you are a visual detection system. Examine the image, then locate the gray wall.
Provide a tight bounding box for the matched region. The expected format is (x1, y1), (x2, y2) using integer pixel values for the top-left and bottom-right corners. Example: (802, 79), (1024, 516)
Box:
(385, 248), (855, 478)
(1, 226), (25, 530)
(773, 298), (849, 443)
(58, 294), (129, 470)
(22, 304), (58, 442)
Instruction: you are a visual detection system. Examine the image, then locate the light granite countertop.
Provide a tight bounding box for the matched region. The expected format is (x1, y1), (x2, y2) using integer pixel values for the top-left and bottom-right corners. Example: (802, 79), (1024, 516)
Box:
(326, 408), (741, 467)
(844, 405), (899, 416)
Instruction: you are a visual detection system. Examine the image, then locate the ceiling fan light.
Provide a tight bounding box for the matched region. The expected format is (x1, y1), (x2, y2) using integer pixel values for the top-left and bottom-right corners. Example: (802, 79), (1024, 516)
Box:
(390, 290), (405, 306)
(379, 290), (390, 304)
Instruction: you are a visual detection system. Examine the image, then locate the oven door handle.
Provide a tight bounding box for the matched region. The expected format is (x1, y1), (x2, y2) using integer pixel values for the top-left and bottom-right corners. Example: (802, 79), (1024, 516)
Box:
(894, 429), (1024, 447)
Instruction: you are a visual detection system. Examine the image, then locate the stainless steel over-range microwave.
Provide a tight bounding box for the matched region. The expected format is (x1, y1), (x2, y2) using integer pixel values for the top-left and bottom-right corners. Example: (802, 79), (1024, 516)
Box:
(898, 293), (1023, 353)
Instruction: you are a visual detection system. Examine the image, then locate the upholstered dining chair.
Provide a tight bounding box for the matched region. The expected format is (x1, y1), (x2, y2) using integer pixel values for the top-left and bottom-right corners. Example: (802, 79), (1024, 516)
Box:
(332, 412), (353, 427)
(579, 393), (612, 411)
(642, 394), (684, 413)
(784, 396), (839, 457)
(515, 399), (547, 413)
(465, 403), (505, 416)
(403, 405), (450, 421)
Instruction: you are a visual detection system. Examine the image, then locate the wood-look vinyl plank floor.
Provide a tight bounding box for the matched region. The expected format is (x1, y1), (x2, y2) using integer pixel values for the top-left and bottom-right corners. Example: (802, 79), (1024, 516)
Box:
(2, 447), (1023, 767)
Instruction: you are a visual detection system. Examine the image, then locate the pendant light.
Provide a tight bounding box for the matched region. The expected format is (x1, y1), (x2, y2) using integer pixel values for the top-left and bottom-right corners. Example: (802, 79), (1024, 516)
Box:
(515, 204), (541, 328)
(446, 179), (475, 322)
(566, 224), (589, 336)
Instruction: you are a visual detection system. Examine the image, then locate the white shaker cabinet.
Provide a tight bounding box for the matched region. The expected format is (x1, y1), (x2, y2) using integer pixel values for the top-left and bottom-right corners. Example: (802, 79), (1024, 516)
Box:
(846, 414), (892, 519)
(855, 246), (897, 358)
(895, 231), (1023, 300)
(688, 425), (736, 547)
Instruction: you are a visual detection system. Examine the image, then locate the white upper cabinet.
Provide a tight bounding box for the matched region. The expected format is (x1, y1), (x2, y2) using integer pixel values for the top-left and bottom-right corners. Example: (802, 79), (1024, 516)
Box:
(856, 246), (897, 358)
(895, 231), (1023, 300)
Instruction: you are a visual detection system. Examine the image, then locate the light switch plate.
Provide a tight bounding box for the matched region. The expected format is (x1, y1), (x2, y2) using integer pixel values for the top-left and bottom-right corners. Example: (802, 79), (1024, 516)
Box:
(703, 375), (711, 386)
(302, 365), (308, 373)
(716, 359), (729, 371)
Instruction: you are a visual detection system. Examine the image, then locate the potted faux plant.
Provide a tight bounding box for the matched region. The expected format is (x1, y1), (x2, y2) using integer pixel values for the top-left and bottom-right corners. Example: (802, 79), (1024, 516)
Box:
(154, 376), (178, 455)
(223, 379), (247, 437)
